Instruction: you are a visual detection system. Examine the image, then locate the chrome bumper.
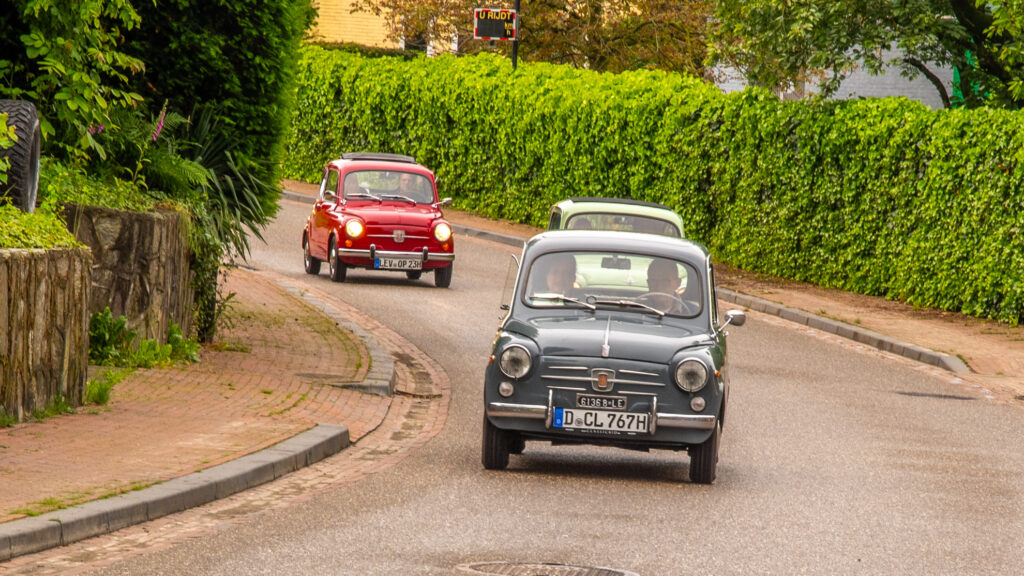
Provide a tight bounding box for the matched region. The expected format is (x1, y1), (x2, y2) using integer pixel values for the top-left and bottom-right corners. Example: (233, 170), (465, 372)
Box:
(337, 245), (454, 262)
(485, 401), (716, 431)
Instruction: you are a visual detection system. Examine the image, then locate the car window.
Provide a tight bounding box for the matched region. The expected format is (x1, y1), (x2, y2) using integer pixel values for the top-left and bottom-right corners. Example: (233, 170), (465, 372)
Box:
(565, 213), (679, 237)
(323, 170), (340, 199)
(349, 170), (435, 204)
(523, 250), (701, 317)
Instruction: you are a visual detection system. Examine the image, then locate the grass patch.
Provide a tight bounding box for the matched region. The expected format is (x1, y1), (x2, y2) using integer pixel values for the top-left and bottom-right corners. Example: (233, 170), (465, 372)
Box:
(260, 389), (274, 395)
(268, 393), (307, 416)
(31, 396), (75, 422)
(0, 412), (18, 428)
(209, 341), (250, 353)
(86, 368), (132, 405)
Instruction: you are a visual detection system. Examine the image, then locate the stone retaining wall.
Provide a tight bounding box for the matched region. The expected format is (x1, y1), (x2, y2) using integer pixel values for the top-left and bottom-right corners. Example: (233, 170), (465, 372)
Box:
(63, 203), (194, 342)
(0, 248), (92, 422)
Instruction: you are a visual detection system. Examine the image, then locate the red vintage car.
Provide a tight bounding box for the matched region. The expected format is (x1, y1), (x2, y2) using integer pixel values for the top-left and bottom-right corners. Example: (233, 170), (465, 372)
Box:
(302, 153), (455, 287)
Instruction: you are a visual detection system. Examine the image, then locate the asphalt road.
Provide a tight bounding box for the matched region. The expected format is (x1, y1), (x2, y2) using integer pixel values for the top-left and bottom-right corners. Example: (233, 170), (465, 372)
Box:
(69, 197), (1024, 575)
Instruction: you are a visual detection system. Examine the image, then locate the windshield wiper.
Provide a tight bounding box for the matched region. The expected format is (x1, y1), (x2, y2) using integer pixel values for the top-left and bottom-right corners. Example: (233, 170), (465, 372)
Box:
(591, 299), (665, 318)
(346, 192), (381, 202)
(381, 194), (418, 204)
(531, 293), (596, 311)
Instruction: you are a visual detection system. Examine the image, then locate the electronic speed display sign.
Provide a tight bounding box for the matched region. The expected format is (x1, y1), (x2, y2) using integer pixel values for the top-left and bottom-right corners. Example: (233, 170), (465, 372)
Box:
(474, 8), (517, 41)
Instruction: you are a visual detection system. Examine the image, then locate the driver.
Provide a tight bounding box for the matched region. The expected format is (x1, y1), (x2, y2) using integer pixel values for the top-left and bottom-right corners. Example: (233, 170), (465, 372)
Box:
(543, 253), (577, 295)
(646, 258), (684, 313)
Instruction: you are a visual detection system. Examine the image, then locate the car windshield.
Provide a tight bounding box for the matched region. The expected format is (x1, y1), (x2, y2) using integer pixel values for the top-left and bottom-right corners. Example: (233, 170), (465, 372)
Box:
(565, 213), (679, 237)
(523, 251), (702, 317)
(343, 170), (435, 204)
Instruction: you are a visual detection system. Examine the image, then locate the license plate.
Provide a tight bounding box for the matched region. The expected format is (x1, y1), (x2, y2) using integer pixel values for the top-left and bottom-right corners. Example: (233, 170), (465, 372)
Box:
(375, 257), (422, 270)
(553, 408), (649, 434)
(576, 394), (626, 410)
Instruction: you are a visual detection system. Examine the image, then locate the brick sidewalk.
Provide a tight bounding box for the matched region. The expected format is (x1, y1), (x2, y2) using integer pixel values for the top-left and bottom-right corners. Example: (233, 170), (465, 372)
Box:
(0, 268), (390, 524)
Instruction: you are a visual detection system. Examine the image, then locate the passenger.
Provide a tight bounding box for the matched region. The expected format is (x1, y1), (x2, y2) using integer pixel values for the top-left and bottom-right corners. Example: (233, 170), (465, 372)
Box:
(569, 218), (593, 230)
(542, 253), (577, 295)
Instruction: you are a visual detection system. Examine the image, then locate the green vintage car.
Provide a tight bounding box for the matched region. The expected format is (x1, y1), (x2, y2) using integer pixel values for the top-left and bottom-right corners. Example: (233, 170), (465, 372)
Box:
(482, 230), (745, 484)
(546, 197), (685, 237)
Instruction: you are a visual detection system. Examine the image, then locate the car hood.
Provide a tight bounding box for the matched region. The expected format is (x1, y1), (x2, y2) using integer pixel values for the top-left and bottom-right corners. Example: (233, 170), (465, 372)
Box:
(505, 315), (712, 363)
(347, 203), (443, 226)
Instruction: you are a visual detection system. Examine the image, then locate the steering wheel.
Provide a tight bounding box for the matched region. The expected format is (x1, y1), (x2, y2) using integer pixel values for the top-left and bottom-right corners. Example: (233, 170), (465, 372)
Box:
(639, 292), (697, 314)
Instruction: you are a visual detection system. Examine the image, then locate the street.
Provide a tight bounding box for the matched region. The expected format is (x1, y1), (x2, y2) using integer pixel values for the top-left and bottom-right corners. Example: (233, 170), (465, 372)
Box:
(10, 195), (1024, 575)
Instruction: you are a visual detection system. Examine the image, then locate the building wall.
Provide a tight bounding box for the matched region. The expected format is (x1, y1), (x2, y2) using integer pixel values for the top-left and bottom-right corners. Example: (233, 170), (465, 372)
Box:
(311, 0), (397, 48)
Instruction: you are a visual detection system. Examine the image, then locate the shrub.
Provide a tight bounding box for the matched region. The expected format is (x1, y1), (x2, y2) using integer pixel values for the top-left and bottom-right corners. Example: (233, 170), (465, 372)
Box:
(283, 48), (1024, 324)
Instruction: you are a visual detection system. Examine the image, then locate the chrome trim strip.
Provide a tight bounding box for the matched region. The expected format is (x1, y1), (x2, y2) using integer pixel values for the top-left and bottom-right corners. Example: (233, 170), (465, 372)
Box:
(545, 390), (554, 428)
(545, 386), (588, 392)
(650, 396), (658, 434)
(487, 402), (547, 419)
(550, 366), (588, 371)
(541, 375), (665, 387)
(368, 234), (429, 240)
(337, 248), (455, 262)
(656, 413), (716, 430)
(619, 369), (659, 377)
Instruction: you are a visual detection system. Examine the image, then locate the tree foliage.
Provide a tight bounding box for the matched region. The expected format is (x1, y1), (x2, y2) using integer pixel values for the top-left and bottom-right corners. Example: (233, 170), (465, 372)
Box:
(349, 0), (712, 76)
(284, 48), (1024, 323)
(0, 0), (145, 158)
(709, 0), (1024, 109)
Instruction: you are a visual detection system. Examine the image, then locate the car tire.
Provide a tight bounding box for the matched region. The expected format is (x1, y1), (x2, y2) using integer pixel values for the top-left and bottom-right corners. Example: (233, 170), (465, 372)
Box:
(303, 235), (321, 275)
(509, 434), (526, 455)
(434, 263), (453, 288)
(481, 415), (510, 470)
(688, 421), (720, 484)
(0, 100), (41, 213)
(406, 270), (422, 280)
(328, 236), (347, 282)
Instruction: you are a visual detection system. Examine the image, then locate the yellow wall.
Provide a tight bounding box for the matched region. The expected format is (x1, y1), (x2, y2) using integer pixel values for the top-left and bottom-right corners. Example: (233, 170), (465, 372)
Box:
(311, 0), (398, 48)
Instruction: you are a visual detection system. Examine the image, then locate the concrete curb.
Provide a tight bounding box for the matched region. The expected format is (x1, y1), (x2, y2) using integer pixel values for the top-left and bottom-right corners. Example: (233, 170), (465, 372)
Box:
(278, 280), (397, 396)
(0, 424), (350, 561)
(718, 288), (971, 374)
(0, 274), (398, 562)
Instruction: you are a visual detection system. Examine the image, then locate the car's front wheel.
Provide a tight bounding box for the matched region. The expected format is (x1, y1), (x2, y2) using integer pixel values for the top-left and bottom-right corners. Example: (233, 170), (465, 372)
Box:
(328, 237), (347, 282)
(688, 421), (720, 484)
(303, 235), (321, 275)
(481, 415), (510, 470)
(434, 263), (453, 288)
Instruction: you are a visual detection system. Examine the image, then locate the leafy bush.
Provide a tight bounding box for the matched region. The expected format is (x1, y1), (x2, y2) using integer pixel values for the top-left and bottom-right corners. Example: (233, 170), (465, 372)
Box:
(89, 307), (201, 368)
(123, 0), (315, 188)
(1, 111), (12, 184)
(89, 307), (137, 367)
(0, 201), (79, 248)
(283, 48), (1024, 324)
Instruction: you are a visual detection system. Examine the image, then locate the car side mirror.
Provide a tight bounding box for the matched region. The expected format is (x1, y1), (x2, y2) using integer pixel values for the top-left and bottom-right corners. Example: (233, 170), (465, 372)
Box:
(438, 197), (452, 207)
(721, 310), (746, 329)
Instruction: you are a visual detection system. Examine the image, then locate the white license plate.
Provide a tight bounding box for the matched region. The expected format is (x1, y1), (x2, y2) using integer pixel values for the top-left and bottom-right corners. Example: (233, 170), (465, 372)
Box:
(553, 408), (649, 434)
(375, 257), (422, 270)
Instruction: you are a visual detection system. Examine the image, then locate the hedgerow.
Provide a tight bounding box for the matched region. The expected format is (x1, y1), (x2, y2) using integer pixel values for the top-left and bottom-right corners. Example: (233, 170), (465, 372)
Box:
(282, 47), (1024, 324)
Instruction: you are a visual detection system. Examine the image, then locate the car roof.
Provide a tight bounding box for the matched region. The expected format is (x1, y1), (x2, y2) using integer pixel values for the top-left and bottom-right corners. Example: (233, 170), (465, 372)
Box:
(552, 197), (684, 228)
(326, 152), (435, 178)
(524, 230), (710, 264)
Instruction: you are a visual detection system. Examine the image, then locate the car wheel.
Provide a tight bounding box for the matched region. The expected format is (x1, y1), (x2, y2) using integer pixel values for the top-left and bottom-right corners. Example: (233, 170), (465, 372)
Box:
(406, 270), (422, 280)
(434, 263), (453, 288)
(0, 100), (41, 213)
(481, 415), (510, 470)
(688, 421), (720, 484)
(509, 434), (526, 455)
(328, 237), (347, 282)
(303, 235), (321, 275)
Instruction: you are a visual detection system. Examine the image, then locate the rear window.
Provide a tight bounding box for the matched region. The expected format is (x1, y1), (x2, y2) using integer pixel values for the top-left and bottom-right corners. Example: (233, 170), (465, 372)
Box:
(565, 213), (679, 237)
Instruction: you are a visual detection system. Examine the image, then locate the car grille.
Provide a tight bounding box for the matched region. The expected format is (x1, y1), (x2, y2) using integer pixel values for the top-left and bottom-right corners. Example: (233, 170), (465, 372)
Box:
(539, 357), (667, 392)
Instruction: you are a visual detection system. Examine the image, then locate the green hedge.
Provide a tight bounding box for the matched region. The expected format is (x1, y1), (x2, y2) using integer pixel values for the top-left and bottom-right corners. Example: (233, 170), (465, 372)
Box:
(282, 47), (1024, 324)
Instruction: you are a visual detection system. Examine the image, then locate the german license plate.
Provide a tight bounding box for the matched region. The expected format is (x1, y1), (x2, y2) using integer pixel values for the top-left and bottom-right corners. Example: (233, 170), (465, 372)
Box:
(375, 257), (422, 270)
(553, 408), (649, 434)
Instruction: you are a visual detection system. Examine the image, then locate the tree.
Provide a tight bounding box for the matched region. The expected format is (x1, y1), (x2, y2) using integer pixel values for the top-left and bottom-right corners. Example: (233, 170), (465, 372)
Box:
(0, 0), (144, 159)
(709, 0), (1024, 109)
(349, 0), (713, 77)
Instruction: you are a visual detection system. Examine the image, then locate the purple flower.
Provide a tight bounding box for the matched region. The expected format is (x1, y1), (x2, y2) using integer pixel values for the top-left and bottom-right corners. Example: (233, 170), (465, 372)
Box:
(152, 103), (167, 142)
(88, 124), (105, 135)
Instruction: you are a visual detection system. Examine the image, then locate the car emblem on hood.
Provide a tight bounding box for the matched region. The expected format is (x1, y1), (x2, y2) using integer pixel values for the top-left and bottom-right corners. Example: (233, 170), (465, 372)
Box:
(394, 229), (406, 242)
(591, 368), (615, 392)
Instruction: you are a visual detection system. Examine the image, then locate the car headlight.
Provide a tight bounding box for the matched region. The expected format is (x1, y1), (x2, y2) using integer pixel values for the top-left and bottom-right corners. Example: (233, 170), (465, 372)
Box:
(433, 222), (452, 242)
(345, 219), (364, 238)
(674, 359), (708, 392)
(499, 345), (531, 379)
